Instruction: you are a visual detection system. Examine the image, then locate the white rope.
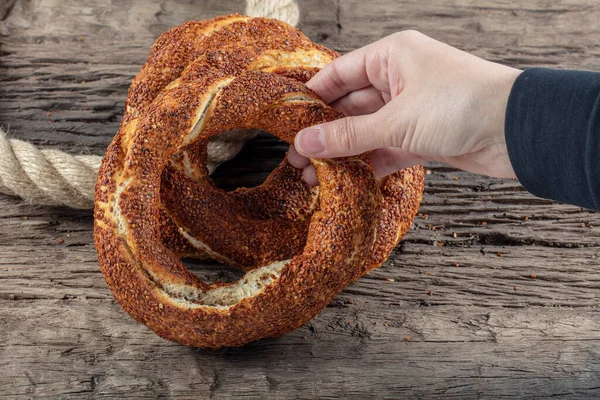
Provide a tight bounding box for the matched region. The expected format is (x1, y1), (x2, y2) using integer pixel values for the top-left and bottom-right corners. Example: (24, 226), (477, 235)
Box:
(0, 0), (300, 209)
(245, 0), (299, 27)
(0, 129), (100, 209)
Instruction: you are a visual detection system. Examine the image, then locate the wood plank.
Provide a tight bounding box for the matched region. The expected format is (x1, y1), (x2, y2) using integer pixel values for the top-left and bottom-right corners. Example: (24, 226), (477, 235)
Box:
(1, 301), (599, 398)
(1, 0), (600, 398)
(2, 187), (600, 308)
(3, 0), (598, 153)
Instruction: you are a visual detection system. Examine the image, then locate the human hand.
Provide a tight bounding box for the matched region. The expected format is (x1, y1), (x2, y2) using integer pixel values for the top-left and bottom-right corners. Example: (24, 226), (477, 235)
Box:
(288, 30), (522, 185)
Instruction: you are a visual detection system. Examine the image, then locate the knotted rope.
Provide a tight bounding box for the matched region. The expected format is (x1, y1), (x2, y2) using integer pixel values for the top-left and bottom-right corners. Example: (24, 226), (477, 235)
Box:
(0, 0), (299, 209)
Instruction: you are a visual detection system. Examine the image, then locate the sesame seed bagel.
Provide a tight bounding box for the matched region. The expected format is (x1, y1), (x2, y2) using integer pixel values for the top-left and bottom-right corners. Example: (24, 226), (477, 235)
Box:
(125, 14), (339, 262)
(94, 16), (424, 348)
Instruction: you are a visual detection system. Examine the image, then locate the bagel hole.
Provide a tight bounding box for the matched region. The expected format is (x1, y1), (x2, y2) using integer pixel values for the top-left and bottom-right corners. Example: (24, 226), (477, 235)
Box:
(182, 258), (245, 284)
(210, 130), (288, 191)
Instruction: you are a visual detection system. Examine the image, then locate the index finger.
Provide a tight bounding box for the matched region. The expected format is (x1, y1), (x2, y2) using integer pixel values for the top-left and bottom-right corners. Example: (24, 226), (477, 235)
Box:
(307, 45), (373, 104)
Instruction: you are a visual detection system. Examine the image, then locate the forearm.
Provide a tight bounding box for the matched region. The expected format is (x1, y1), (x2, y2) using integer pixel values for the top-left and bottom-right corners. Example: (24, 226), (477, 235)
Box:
(506, 68), (600, 210)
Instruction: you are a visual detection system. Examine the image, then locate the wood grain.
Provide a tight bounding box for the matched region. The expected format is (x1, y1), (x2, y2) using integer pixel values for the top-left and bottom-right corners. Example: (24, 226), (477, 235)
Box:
(1, 0), (600, 398)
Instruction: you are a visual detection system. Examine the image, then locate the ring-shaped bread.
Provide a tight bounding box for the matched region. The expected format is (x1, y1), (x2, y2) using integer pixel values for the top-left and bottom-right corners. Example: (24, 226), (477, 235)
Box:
(122, 14), (339, 262)
(94, 16), (425, 348)
(95, 55), (384, 347)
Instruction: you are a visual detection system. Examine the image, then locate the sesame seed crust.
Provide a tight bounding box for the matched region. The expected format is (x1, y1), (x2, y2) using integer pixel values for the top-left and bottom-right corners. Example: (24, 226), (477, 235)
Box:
(94, 16), (424, 349)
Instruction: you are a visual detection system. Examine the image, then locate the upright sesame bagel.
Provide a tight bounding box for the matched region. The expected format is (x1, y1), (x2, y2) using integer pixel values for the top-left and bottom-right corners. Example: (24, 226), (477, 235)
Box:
(126, 14), (339, 262)
(94, 15), (424, 348)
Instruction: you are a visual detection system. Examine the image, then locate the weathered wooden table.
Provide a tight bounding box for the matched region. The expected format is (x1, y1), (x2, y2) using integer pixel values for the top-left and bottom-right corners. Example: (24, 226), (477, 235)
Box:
(1, 0), (600, 398)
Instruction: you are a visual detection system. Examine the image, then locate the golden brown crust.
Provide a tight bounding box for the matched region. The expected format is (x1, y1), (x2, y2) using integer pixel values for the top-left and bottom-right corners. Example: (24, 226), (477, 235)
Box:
(149, 15), (338, 262)
(94, 16), (424, 349)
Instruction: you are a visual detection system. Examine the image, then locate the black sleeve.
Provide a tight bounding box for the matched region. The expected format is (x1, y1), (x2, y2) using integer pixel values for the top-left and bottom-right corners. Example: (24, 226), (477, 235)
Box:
(505, 67), (600, 211)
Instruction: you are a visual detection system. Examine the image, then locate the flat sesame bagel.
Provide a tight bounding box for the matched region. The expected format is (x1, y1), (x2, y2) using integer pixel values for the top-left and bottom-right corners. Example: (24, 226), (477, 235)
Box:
(94, 15), (424, 348)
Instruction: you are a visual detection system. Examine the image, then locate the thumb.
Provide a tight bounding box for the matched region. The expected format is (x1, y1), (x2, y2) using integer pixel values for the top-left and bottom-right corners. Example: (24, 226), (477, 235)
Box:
(294, 111), (391, 158)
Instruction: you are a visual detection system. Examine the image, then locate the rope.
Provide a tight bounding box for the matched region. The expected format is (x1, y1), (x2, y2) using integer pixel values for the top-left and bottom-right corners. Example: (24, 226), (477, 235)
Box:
(0, 129), (100, 209)
(0, 0), (299, 209)
(245, 0), (299, 26)
(0, 129), (252, 209)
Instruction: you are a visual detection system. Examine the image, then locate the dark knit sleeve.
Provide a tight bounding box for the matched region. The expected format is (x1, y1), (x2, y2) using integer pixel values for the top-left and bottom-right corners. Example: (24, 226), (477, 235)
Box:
(505, 68), (600, 210)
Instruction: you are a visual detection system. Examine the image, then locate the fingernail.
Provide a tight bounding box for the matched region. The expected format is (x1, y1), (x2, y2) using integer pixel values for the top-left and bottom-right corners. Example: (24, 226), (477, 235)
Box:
(295, 127), (325, 155)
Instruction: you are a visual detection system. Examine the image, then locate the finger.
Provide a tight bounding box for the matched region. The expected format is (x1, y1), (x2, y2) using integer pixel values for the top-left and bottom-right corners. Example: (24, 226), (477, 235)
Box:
(368, 147), (424, 178)
(303, 148), (423, 186)
(382, 92), (391, 103)
(330, 86), (386, 116)
(302, 165), (318, 186)
(306, 48), (370, 104)
(287, 145), (311, 169)
(295, 109), (392, 158)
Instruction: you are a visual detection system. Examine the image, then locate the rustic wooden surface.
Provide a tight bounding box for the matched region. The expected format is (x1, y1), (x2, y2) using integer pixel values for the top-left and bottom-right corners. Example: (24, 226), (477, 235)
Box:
(2, 0), (600, 398)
